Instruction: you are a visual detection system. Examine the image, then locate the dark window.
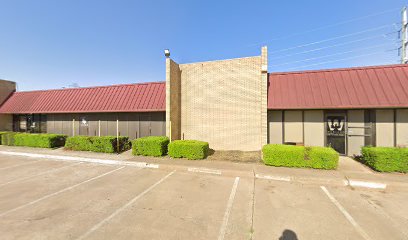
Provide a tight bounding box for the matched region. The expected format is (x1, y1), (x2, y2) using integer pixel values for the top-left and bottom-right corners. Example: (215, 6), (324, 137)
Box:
(13, 114), (47, 133)
(40, 115), (47, 133)
(364, 110), (376, 147)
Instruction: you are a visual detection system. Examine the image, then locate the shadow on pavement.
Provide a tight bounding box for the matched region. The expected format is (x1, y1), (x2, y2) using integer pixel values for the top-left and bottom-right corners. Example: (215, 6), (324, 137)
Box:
(279, 229), (298, 240)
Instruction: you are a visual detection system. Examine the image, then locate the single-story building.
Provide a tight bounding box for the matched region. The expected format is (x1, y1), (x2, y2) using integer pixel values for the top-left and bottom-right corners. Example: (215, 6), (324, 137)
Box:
(0, 81), (166, 139)
(0, 47), (407, 155)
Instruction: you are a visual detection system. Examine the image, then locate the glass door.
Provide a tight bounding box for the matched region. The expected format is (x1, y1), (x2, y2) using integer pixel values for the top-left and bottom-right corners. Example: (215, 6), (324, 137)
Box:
(326, 113), (346, 154)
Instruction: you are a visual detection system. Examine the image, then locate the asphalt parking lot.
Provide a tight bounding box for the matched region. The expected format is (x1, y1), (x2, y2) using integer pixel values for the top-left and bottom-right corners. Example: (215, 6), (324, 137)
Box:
(0, 155), (407, 240)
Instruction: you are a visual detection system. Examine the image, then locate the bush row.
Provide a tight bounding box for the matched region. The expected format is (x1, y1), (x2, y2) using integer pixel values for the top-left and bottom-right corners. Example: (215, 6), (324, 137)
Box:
(168, 140), (209, 160)
(0, 132), (66, 148)
(0, 132), (209, 159)
(361, 147), (408, 173)
(65, 136), (130, 153)
(132, 137), (209, 160)
(132, 136), (169, 157)
(262, 144), (339, 170)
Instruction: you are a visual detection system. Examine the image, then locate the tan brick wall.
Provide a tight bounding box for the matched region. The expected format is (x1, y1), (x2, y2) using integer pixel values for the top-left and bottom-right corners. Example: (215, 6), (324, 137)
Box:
(283, 111), (303, 143)
(396, 109), (408, 147)
(260, 46), (268, 146)
(165, 59), (181, 141)
(267, 110), (283, 144)
(0, 79), (15, 105)
(376, 109), (395, 147)
(0, 114), (13, 131)
(304, 110), (324, 147)
(178, 56), (263, 150)
(0, 79), (16, 131)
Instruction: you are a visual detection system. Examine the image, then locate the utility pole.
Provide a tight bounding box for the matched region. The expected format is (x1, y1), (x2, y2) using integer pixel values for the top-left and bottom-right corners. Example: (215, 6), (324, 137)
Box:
(401, 6), (408, 63)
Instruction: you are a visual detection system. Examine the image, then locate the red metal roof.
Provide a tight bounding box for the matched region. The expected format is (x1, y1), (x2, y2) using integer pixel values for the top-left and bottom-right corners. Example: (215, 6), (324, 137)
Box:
(268, 64), (408, 109)
(0, 82), (165, 114)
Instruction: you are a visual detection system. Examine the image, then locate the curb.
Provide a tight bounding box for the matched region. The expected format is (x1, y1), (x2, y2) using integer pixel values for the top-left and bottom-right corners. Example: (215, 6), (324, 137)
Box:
(344, 179), (387, 189)
(0, 150), (405, 190)
(0, 151), (159, 169)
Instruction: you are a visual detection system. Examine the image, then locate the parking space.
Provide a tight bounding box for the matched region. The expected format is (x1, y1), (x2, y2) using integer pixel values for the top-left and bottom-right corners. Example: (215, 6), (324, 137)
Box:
(0, 154), (406, 240)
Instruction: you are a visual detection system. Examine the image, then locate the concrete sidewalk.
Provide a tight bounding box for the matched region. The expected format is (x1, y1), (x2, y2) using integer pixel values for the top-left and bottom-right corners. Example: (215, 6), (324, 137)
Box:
(0, 145), (406, 190)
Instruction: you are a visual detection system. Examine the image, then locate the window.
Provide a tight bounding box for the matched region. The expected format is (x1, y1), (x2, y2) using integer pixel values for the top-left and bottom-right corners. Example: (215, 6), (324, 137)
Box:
(364, 110), (376, 146)
(13, 114), (47, 133)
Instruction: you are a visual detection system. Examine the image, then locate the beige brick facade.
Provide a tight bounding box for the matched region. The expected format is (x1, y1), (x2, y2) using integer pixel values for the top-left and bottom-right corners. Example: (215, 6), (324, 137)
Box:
(167, 49), (267, 151)
(165, 59), (181, 141)
(0, 79), (16, 131)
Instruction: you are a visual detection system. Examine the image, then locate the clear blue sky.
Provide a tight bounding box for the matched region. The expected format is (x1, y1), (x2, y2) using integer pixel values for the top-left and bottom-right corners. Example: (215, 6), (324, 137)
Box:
(0, 0), (406, 91)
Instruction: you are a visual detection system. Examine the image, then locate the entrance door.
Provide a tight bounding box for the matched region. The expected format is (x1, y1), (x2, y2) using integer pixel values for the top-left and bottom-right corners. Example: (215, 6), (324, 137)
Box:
(79, 116), (89, 136)
(326, 113), (346, 154)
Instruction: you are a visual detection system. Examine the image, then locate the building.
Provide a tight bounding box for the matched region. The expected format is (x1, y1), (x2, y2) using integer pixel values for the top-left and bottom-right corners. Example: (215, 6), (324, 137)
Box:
(0, 48), (407, 155)
(0, 82), (166, 139)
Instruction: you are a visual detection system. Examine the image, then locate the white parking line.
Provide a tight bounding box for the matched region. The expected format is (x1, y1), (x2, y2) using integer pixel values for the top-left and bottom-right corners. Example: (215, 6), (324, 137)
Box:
(0, 151), (159, 169)
(0, 166), (125, 217)
(0, 162), (83, 188)
(76, 170), (176, 240)
(0, 160), (40, 170)
(187, 167), (222, 175)
(218, 177), (240, 240)
(320, 186), (372, 240)
(255, 173), (291, 182)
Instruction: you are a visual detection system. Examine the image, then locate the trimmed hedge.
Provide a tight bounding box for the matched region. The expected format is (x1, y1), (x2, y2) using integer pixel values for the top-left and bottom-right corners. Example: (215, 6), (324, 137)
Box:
(0, 132), (11, 145)
(1, 132), (19, 146)
(65, 136), (130, 153)
(13, 133), (67, 148)
(361, 147), (408, 173)
(168, 140), (209, 160)
(132, 136), (169, 157)
(262, 144), (339, 170)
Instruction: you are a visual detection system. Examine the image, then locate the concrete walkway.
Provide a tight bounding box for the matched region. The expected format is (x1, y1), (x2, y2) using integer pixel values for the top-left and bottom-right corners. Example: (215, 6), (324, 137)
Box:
(0, 145), (406, 191)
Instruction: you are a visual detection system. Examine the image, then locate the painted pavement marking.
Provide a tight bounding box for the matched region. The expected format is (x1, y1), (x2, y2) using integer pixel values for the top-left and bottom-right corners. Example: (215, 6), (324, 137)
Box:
(0, 160), (40, 171)
(320, 186), (372, 240)
(0, 151), (159, 169)
(187, 167), (222, 175)
(76, 170), (176, 240)
(0, 166), (126, 217)
(0, 162), (83, 188)
(255, 173), (291, 182)
(218, 177), (240, 240)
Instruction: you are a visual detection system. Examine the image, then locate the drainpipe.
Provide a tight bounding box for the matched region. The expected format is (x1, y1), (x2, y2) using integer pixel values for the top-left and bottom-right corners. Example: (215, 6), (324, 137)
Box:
(72, 118), (75, 136)
(98, 120), (101, 137)
(116, 118), (119, 153)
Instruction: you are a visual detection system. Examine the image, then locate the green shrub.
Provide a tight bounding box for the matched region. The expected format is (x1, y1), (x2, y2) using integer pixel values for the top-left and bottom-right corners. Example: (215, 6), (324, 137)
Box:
(361, 147), (408, 173)
(168, 140), (209, 160)
(65, 136), (130, 153)
(132, 136), (169, 157)
(262, 144), (339, 170)
(307, 146), (339, 169)
(13, 133), (67, 148)
(1, 132), (20, 146)
(0, 132), (11, 145)
(262, 144), (304, 167)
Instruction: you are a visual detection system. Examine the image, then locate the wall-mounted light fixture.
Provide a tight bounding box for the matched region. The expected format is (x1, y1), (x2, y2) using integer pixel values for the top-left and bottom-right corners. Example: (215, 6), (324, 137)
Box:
(164, 49), (170, 58)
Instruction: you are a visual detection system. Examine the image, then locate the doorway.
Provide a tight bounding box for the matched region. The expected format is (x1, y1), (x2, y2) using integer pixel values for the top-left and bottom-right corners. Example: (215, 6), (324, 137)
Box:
(326, 113), (346, 155)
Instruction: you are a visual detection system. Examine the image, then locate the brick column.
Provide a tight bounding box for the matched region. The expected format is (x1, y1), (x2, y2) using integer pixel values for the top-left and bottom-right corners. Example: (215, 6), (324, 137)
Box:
(165, 58), (181, 141)
(261, 46), (268, 147)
